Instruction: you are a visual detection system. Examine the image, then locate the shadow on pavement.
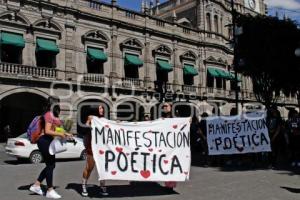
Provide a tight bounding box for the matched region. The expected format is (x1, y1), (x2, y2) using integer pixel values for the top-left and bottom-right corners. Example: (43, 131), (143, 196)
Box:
(18, 184), (59, 196)
(66, 182), (178, 198)
(4, 158), (83, 165)
(4, 159), (30, 165)
(280, 186), (300, 193)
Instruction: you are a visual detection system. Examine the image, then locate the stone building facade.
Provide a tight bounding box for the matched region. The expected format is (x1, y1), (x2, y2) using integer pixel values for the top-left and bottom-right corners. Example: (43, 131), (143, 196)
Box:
(0, 0), (296, 139)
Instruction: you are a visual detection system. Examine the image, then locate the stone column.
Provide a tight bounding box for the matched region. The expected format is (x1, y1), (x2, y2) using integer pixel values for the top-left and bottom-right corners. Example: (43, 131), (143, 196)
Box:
(64, 19), (76, 81)
(172, 44), (181, 92)
(196, 0), (204, 30)
(23, 32), (34, 66)
(110, 27), (119, 82)
(144, 36), (151, 89)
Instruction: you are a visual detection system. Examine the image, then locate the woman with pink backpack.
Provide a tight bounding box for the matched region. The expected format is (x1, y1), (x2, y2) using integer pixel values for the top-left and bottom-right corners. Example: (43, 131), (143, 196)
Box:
(29, 96), (72, 199)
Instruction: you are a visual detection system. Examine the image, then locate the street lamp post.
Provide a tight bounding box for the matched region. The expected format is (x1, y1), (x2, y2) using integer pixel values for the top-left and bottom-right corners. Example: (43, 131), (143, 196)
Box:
(231, 0), (240, 114)
(295, 47), (300, 109)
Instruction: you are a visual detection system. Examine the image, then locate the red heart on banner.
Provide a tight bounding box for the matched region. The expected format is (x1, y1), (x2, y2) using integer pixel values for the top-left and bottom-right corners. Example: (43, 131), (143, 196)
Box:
(184, 171), (189, 175)
(164, 160), (169, 164)
(99, 150), (105, 155)
(237, 146), (244, 152)
(148, 148), (153, 152)
(105, 124), (110, 128)
(116, 147), (123, 153)
(140, 170), (151, 179)
(158, 149), (162, 152)
(172, 125), (178, 129)
(126, 153), (130, 156)
(111, 171), (117, 175)
(120, 128), (124, 131)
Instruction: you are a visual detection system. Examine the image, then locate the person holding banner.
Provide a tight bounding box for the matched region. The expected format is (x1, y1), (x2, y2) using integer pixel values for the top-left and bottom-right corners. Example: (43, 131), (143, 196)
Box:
(81, 105), (108, 197)
(30, 96), (73, 199)
(161, 102), (177, 191)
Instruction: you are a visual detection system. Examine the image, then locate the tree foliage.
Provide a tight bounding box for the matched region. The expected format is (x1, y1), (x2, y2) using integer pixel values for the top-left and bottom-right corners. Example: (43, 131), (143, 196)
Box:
(235, 14), (300, 109)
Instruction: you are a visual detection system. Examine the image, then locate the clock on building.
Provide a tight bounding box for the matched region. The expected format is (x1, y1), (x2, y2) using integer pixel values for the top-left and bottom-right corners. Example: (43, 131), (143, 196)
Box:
(248, 0), (256, 10)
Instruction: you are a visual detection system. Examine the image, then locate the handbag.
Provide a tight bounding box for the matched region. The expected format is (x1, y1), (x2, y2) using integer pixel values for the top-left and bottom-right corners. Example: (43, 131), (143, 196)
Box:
(49, 137), (67, 155)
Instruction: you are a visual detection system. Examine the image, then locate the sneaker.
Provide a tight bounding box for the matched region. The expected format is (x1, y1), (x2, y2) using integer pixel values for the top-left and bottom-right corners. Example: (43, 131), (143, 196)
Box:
(291, 162), (296, 167)
(100, 186), (109, 196)
(46, 189), (62, 199)
(81, 184), (88, 197)
(29, 185), (43, 196)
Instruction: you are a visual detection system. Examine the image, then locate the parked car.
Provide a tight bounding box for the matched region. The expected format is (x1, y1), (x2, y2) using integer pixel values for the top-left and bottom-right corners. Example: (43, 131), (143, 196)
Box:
(5, 133), (86, 164)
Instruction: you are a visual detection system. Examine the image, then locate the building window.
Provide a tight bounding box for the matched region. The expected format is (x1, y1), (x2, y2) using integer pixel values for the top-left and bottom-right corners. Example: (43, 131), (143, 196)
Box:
(184, 75), (194, 85)
(214, 15), (219, 34)
(0, 32), (25, 64)
(124, 53), (143, 79)
(86, 47), (107, 74)
(216, 77), (222, 89)
(156, 58), (172, 83)
(183, 64), (198, 85)
(220, 17), (223, 35)
(36, 38), (59, 68)
(206, 13), (212, 37)
(228, 26), (233, 39)
(207, 73), (214, 88)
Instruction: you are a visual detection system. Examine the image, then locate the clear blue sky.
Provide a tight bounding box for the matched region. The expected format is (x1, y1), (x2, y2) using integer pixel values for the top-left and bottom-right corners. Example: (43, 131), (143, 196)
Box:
(100, 0), (300, 24)
(101, 0), (167, 11)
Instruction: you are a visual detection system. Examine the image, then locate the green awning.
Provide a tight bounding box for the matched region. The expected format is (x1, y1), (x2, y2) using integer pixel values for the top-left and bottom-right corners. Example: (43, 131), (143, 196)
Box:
(208, 67), (232, 79)
(125, 54), (143, 67)
(36, 38), (59, 53)
(87, 47), (107, 62)
(1, 32), (25, 48)
(207, 68), (220, 77)
(183, 64), (198, 76)
(157, 59), (173, 72)
(229, 72), (242, 82)
(217, 69), (232, 79)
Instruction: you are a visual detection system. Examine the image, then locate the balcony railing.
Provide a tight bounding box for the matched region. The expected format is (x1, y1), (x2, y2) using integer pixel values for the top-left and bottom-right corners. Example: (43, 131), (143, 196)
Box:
(154, 81), (173, 92)
(83, 73), (106, 84)
(0, 62), (57, 79)
(122, 77), (143, 88)
(207, 87), (214, 94)
(182, 85), (197, 93)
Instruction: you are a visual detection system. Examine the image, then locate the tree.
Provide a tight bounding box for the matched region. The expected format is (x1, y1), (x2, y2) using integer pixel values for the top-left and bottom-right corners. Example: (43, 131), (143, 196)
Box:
(235, 14), (300, 110)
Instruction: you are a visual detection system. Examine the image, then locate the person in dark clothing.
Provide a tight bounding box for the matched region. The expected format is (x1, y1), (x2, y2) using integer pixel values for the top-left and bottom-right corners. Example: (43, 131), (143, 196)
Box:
(30, 96), (72, 199)
(286, 109), (300, 167)
(267, 106), (284, 168)
(190, 115), (201, 153)
(199, 112), (209, 166)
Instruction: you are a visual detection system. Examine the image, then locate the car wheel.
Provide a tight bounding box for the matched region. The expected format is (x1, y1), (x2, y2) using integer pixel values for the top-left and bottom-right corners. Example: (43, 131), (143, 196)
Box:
(80, 150), (87, 160)
(29, 151), (43, 164)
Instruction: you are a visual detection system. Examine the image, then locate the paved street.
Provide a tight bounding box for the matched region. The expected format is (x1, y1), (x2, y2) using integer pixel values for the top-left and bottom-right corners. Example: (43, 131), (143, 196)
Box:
(0, 143), (300, 200)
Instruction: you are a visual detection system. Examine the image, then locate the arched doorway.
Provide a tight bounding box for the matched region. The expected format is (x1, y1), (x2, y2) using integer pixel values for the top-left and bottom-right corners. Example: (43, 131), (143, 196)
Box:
(0, 92), (46, 141)
(77, 99), (110, 137)
(117, 101), (144, 121)
(173, 102), (199, 117)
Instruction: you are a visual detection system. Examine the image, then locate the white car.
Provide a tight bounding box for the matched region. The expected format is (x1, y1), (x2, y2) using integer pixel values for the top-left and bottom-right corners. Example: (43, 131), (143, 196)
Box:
(5, 133), (86, 164)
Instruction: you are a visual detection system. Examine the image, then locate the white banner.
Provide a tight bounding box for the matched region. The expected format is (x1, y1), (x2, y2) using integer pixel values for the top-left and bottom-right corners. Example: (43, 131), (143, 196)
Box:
(206, 113), (271, 155)
(91, 117), (191, 182)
